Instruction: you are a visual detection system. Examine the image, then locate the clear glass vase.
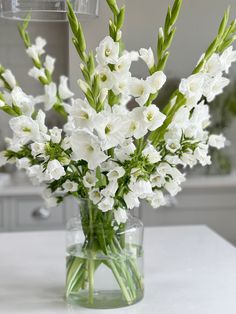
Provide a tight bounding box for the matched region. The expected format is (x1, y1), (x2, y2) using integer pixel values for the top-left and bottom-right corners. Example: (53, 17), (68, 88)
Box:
(65, 198), (144, 309)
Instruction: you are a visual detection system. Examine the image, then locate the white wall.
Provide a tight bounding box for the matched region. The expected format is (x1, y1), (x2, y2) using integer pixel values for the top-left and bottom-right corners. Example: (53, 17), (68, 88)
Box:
(69, 0), (236, 166)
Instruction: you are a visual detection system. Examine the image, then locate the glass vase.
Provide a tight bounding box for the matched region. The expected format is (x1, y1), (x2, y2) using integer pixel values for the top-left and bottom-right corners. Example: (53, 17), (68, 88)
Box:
(65, 198), (144, 309)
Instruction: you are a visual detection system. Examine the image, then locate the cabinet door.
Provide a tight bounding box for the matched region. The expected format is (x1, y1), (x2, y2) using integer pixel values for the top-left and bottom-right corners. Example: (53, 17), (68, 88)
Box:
(141, 187), (236, 244)
(0, 198), (9, 232)
(12, 196), (65, 231)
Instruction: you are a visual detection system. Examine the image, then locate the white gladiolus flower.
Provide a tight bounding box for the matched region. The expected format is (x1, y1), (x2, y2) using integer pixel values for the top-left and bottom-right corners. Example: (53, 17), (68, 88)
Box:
(61, 137), (71, 151)
(34, 37), (47, 55)
(83, 171), (97, 188)
(27, 165), (45, 185)
(0, 151), (7, 167)
(71, 130), (108, 169)
(204, 53), (222, 76)
(129, 78), (151, 106)
(58, 76), (74, 100)
(203, 74), (230, 102)
(165, 154), (182, 165)
(128, 107), (148, 139)
(98, 197), (114, 212)
(139, 48), (155, 69)
(220, 46), (236, 74)
(89, 189), (102, 205)
(44, 55), (55, 74)
(31, 142), (45, 157)
(112, 75), (130, 96)
(114, 54), (132, 74)
(190, 101), (210, 129)
(142, 144), (161, 163)
(47, 160), (66, 180)
(16, 157), (31, 170)
(142, 104), (166, 131)
(95, 112), (128, 150)
(102, 181), (118, 197)
(67, 99), (96, 130)
(44, 82), (57, 111)
(146, 71), (167, 93)
(49, 127), (62, 144)
(179, 73), (205, 101)
(11, 87), (35, 116)
(208, 134), (226, 149)
(181, 152), (197, 168)
(129, 179), (152, 198)
(166, 139), (181, 153)
(9, 116), (41, 144)
(2, 69), (17, 89)
(124, 191), (140, 209)
(36, 110), (48, 134)
(96, 66), (115, 90)
(194, 144), (211, 166)
(125, 50), (139, 62)
(114, 139), (136, 162)
(107, 166), (125, 181)
(170, 168), (185, 185)
(26, 46), (40, 63)
(114, 208), (128, 225)
(147, 190), (166, 208)
(28, 67), (47, 81)
(150, 170), (165, 188)
(62, 180), (78, 193)
(169, 106), (190, 129)
(165, 181), (181, 196)
(96, 36), (119, 65)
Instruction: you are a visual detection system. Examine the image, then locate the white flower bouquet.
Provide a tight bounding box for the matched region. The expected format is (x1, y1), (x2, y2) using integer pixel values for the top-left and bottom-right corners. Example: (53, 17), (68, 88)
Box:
(0, 0), (236, 308)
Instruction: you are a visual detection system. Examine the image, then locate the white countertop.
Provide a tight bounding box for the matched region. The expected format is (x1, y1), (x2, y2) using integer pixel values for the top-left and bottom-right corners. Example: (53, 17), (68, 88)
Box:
(0, 226), (236, 313)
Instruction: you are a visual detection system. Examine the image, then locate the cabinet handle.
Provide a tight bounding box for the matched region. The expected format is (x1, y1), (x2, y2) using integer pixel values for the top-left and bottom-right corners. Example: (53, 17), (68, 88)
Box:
(32, 207), (51, 220)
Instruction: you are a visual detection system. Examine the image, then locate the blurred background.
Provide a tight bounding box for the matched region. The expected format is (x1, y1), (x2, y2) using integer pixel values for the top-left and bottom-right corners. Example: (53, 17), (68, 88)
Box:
(0, 0), (236, 244)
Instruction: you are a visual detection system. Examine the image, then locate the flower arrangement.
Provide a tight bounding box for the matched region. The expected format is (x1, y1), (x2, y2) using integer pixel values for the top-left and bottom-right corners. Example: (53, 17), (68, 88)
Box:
(0, 0), (236, 308)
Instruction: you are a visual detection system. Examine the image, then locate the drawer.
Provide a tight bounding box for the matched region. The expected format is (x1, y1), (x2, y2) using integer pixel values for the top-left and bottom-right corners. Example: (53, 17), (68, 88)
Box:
(12, 196), (66, 231)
